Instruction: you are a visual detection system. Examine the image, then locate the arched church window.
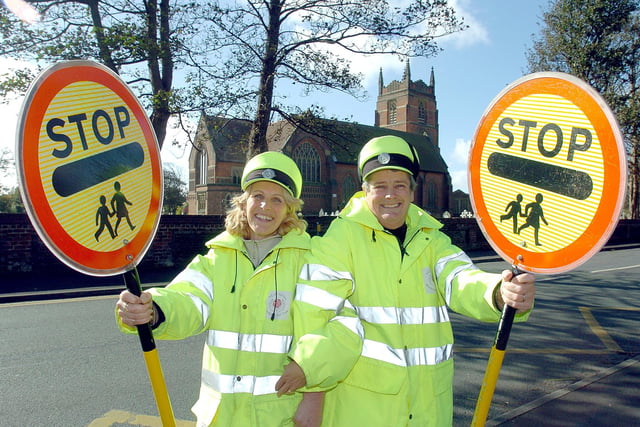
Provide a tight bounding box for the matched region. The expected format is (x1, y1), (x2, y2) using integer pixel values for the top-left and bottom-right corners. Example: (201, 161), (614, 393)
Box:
(342, 174), (357, 202)
(388, 100), (397, 124)
(427, 182), (438, 211)
(231, 167), (242, 185)
(223, 193), (235, 210)
(418, 102), (426, 123)
(292, 142), (321, 183)
(197, 149), (208, 185)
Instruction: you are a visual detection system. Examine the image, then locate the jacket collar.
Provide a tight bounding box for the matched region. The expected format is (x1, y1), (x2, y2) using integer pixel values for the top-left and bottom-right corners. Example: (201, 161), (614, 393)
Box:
(206, 229), (310, 251)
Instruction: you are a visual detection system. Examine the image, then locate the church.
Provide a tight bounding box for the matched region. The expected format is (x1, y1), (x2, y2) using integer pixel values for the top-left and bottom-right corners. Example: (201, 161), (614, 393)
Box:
(185, 62), (454, 216)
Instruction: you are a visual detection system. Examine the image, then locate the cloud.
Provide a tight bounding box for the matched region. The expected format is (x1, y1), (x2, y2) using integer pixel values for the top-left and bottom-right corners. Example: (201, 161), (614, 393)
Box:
(291, 0), (491, 92)
(440, 0), (490, 50)
(450, 169), (469, 193)
(442, 138), (471, 192)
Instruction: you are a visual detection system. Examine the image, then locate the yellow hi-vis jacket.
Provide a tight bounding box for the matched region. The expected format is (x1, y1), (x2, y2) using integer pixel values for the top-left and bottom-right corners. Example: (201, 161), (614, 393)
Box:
(289, 192), (531, 427)
(117, 229), (310, 427)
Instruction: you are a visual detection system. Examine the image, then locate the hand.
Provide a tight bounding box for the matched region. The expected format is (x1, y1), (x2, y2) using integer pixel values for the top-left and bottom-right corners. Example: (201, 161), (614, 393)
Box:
(496, 270), (535, 312)
(293, 392), (324, 427)
(275, 360), (307, 397)
(117, 290), (154, 326)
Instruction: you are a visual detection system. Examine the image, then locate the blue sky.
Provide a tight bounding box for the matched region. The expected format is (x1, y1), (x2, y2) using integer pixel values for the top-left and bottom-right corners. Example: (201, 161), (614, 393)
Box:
(1, 0), (550, 192)
(295, 0), (551, 192)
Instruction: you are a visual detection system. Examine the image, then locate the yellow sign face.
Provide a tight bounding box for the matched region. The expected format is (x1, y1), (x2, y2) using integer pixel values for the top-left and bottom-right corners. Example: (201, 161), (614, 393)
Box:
(469, 73), (626, 274)
(17, 61), (162, 276)
(41, 80), (152, 251)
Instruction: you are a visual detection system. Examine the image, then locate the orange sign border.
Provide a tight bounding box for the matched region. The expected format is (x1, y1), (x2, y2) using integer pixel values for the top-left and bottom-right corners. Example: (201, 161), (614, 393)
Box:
(469, 72), (626, 274)
(16, 60), (162, 276)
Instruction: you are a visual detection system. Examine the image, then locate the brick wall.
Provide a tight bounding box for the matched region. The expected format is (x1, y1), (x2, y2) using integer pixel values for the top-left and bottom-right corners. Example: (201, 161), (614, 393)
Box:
(1, 213), (638, 277)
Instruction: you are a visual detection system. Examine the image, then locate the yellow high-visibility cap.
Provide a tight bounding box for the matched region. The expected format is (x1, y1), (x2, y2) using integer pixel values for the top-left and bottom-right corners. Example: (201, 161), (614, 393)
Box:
(241, 151), (303, 198)
(358, 135), (420, 181)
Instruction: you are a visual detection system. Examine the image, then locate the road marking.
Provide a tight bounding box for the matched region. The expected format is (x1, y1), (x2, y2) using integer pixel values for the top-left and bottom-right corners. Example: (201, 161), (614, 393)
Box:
(454, 347), (613, 355)
(486, 355), (640, 426)
(87, 409), (193, 427)
(579, 306), (624, 352)
(455, 306), (639, 355)
(535, 275), (570, 282)
(590, 264), (640, 273)
(0, 294), (117, 307)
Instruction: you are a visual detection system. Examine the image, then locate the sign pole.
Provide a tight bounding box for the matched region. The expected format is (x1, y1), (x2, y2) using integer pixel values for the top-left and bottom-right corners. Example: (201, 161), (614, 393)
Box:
(123, 268), (176, 427)
(471, 260), (522, 426)
(471, 304), (516, 426)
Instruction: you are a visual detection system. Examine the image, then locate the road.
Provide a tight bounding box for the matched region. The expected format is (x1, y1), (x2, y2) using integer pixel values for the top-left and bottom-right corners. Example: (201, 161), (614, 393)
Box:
(0, 247), (638, 426)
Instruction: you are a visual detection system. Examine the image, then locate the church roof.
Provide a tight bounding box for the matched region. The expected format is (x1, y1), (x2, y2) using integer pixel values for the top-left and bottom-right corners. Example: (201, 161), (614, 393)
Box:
(200, 115), (252, 162)
(200, 113), (449, 175)
(268, 116), (449, 175)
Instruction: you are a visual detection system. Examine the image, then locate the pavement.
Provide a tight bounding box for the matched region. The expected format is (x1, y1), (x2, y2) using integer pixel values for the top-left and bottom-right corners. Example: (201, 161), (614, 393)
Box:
(486, 355), (640, 426)
(2, 248), (640, 426)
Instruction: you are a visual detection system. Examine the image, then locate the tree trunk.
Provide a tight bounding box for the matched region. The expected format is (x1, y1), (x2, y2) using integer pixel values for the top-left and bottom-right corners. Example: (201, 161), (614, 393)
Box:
(247, 0), (282, 159)
(145, 0), (174, 150)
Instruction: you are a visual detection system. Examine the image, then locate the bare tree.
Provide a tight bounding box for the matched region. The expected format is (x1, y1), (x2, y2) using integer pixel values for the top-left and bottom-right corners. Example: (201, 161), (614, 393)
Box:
(191, 0), (467, 157)
(0, 0), (201, 148)
(526, 0), (640, 218)
(1, 0), (466, 157)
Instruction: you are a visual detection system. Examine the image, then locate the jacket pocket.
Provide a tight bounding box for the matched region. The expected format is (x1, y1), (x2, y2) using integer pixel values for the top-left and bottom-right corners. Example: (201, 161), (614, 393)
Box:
(343, 356), (406, 394)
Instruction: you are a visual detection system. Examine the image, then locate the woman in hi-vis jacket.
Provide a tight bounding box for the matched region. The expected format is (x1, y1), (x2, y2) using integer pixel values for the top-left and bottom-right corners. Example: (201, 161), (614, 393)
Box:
(116, 152), (321, 427)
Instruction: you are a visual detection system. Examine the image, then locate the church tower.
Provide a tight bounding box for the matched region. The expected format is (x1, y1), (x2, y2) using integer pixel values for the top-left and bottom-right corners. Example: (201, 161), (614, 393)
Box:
(375, 61), (439, 147)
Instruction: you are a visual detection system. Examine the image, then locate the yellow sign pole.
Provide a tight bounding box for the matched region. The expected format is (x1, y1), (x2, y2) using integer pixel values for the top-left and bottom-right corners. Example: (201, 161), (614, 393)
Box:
(123, 268), (176, 427)
(471, 304), (516, 426)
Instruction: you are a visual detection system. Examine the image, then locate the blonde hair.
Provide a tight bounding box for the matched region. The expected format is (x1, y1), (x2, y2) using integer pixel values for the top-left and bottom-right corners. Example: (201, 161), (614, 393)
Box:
(225, 184), (307, 238)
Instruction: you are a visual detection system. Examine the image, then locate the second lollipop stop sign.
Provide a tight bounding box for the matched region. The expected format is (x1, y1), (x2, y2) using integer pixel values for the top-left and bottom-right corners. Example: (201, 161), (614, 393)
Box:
(468, 72), (626, 274)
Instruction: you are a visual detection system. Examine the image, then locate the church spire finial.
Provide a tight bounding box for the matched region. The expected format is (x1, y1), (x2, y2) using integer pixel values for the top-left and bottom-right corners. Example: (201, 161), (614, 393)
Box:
(403, 60), (411, 82)
(430, 66), (435, 87)
(378, 67), (384, 95)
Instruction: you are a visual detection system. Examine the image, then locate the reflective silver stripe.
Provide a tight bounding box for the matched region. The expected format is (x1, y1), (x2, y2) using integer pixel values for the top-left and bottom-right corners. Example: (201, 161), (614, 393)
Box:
(295, 284), (344, 312)
(201, 370), (279, 395)
(188, 293), (210, 324)
(355, 305), (449, 325)
(207, 330), (291, 354)
(435, 251), (473, 277)
(405, 343), (452, 366)
(331, 314), (364, 339)
(444, 263), (475, 305)
(361, 339), (452, 367)
(362, 339), (406, 366)
(434, 251), (475, 305)
(170, 269), (214, 302)
(299, 263), (354, 282)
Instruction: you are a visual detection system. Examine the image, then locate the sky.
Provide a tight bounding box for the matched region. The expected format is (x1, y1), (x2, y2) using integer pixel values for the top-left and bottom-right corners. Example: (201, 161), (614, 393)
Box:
(0, 0), (551, 193)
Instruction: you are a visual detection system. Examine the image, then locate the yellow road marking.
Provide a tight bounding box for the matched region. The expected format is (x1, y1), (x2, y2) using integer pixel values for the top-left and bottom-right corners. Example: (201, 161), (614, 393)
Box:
(87, 410), (193, 427)
(580, 306), (640, 352)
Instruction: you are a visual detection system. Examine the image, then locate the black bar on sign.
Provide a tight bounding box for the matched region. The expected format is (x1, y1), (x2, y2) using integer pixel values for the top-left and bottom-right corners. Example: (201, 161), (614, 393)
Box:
(487, 152), (593, 200)
(52, 142), (145, 197)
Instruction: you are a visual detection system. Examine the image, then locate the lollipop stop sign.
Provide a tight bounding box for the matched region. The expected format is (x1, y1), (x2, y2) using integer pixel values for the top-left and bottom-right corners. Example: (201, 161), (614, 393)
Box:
(468, 72), (626, 426)
(16, 60), (175, 426)
(469, 72), (626, 274)
(16, 60), (162, 277)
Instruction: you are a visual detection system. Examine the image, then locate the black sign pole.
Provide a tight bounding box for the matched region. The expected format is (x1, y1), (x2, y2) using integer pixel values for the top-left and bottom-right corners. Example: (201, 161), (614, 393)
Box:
(123, 267), (176, 427)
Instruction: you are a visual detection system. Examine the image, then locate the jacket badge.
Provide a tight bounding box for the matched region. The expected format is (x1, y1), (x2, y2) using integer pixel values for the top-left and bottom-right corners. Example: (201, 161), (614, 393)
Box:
(266, 290), (291, 320)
